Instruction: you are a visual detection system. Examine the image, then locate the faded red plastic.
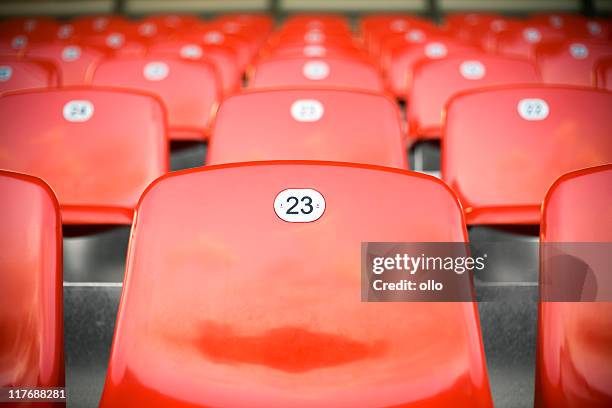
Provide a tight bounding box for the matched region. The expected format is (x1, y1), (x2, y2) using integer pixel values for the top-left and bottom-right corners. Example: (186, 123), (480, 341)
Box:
(0, 170), (64, 396)
(208, 88), (406, 168)
(535, 40), (612, 86)
(408, 54), (540, 140)
(0, 58), (60, 92)
(100, 161), (492, 408)
(249, 57), (384, 92)
(91, 56), (221, 141)
(0, 87), (168, 225)
(442, 85), (612, 225)
(536, 164), (612, 408)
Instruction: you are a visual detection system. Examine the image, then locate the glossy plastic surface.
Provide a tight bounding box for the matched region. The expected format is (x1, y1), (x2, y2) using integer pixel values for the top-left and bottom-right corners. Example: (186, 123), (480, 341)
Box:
(408, 54), (540, 140)
(208, 88), (406, 168)
(249, 57), (384, 92)
(537, 164), (612, 408)
(0, 88), (168, 225)
(0, 58), (59, 92)
(25, 43), (106, 85)
(442, 86), (612, 225)
(535, 40), (612, 86)
(0, 171), (64, 393)
(91, 56), (221, 141)
(100, 161), (492, 408)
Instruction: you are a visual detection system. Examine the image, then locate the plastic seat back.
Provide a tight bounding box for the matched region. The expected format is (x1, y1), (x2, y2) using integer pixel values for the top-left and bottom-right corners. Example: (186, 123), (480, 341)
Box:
(0, 88), (168, 225)
(91, 56), (221, 141)
(535, 40), (612, 86)
(249, 57), (384, 92)
(209, 88), (406, 168)
(100, 161), (492, 407)
(0, 170), (63, 389)
(386, 37), (476, 98)
(0, 58), (59, 92)
(536, 164), (612, 408)
(442, 86), (612, 225)
(25, 43), (106, 86)
(408, 54), (540, 140)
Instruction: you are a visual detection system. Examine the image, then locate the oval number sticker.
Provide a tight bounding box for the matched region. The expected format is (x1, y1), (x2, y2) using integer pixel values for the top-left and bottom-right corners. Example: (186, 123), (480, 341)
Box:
(143, 62), (170, 81)
(302, 61), (330, 80)
(63, 100), (94, 123)
(274, 189), (326, 223)
(460, 60), (486, 80)
(290, 99), (324, 122)
(517, 98), (550, 121)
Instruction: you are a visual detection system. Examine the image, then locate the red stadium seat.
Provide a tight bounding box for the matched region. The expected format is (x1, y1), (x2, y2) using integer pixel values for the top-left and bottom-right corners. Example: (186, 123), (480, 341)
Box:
(0, 170), (63, 389)
(594, 57), (612, 90)
(442, 86), (612, 225)
(99, 161), (492, 408)
(536, 164), (612, 408)
(146, 39), (241, 93)
(535, 40), (612, 86)
(25, 43), (106, 85)
(495, 24), (566, 60)
(0, 58), (60, 92)
(91, 56), (221, 141)
(248, 57), (384, 92)
(408, 54), (541, 141)
(0, 88), (168, 225)
(360, 15), (436, 57)
(385, 37), (476, 98)
(208, 89), (406, 168)
(260, 42), (369, 61)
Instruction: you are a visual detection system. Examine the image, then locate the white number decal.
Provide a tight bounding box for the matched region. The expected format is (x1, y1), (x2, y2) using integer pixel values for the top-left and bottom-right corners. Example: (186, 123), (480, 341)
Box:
(62, 46), (81, 62)
(405, 29), (425, 43)
(138, 22), (157, 37)
(0, 66), (13, 82)
(302, 61), (330, 80)
(569, 43), (589, 59)
(143, 62), (170, 81)
(523, 28), (542, 43)
(490, 19), (507, 33)
(274, 189), (326, 223)
(517, 98), (549, 121)
(460, 60), (486, 80)
(303, 45), (326, 57)
(93, 17), (108, 32)
(587, 21), (602, 36)
(63, 100), (94, 123)
(425, 42), (448, 59)
(180, 44), (203, 59)
(390, 19), (408, 32)
(304, 30), (325, 43)
(106, 33), (124, 49)
(11, 35), (27, 50)
(203, 31), (224, 44)
(57, 24), (74, 39)
(290, 99), (324, 122)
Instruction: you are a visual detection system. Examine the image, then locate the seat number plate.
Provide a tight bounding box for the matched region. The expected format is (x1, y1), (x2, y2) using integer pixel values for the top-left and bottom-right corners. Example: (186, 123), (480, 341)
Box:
(274, 189), (326, 223)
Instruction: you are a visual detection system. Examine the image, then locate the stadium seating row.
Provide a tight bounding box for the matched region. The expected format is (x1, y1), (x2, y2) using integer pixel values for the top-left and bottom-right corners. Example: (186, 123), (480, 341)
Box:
(2, 162), (611, 406)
